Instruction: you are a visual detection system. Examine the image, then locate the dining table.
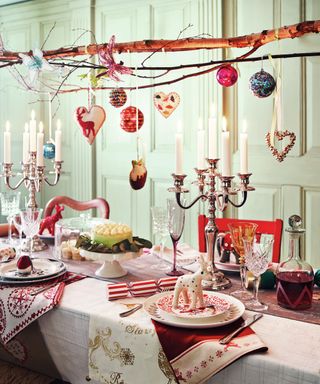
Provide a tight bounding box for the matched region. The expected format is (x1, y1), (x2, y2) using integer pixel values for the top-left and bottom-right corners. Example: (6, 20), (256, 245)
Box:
(0, 246), (319, 384)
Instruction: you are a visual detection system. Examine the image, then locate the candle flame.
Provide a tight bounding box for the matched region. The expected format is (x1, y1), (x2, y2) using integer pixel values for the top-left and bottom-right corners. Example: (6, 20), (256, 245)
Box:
(31, 110), (35, 120)
(222, 116), (227, 132)
(5, 121), (10, 131)
(24, 123), (29, 132)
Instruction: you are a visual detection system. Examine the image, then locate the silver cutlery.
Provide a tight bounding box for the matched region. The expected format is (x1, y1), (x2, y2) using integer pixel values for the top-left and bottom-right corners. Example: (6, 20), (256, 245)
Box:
(219, 313), (263, 345)
(119, 304), (143, 317)
(30, 274), (75, 296)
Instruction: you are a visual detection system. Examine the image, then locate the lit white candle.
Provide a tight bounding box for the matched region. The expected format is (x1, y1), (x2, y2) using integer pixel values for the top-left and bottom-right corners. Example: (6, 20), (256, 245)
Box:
(208, 104), (217, 159)
(240, 119), (248, 174)
(23, 123), (30, 164)
(175, 121), (183, 175)
(221, 117), (231, 176)
(36, 122), (44, 167)
(4, 121), (11, 163)
(29, 110), (37, 152)
(55, 119), (62, 161)
(197, 118), (206, 169)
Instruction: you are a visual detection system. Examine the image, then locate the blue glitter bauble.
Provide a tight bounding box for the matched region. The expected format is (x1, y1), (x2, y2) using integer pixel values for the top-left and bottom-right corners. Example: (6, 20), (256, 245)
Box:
(43, 142), (55, 159)
(249, 69), (276, 98)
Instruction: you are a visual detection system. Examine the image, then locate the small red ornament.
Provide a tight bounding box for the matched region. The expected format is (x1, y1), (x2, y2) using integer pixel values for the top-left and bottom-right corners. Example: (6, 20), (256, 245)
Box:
(120, 106), (144, 133)
(17, 255), (32, 275)
(216, 65), (238, 87)
(39, 204), (64, 236)
(109, 88), (127, 108)
(129, 159), (147, 190)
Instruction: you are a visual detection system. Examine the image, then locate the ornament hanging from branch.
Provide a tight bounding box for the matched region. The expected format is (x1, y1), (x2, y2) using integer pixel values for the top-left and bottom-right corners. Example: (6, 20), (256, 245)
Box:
(74, 105), (106, 144)
(129, 158), (147, 190)
(216, 65), (238, 87)
(120, 106), (144, 132)
(109, 88), (127, 107)
(249, 69), (276, 98)
(153, 91), (180, 118)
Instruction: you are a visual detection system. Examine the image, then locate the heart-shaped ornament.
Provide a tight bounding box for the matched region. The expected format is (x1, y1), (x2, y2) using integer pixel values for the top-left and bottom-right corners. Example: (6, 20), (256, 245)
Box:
(153, 92), (180, 118)
(265, 130), (296, 162)
(74, 105), (106, 145)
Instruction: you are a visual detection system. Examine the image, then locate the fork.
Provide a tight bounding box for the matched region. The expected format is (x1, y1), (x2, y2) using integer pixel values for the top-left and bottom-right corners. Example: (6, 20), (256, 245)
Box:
(119, 304), (143, 317)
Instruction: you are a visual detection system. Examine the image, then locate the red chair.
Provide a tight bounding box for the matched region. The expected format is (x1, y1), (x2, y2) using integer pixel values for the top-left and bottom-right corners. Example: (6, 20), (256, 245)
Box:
(198, 215), (283, 262)
(43, 196), (110, 219)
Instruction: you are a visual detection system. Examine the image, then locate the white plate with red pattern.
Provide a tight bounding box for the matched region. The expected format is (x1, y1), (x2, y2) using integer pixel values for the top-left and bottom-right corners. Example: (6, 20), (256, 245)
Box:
(157, 293), (230, 319)
(144, 291), (245, 329)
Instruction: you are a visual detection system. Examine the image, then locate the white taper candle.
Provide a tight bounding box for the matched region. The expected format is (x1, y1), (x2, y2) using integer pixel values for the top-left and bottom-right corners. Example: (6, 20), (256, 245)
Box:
(23, 123), (30, 164)
(55, 119), (62, 161)
(4, 121), (11, 163)
(37, 122), (44, 167)
(29, 110), (37, 152)
(208, 104), (217, 159)
(240, 120), (248, 174)
(221, 117), (231, 176)
(175, 121), (183, 175)
(197, 118), (206, 169)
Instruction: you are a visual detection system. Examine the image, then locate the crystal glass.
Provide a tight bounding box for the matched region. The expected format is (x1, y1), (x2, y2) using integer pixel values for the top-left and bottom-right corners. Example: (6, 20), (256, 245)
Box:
(20, 209), (43, 259)
(151, 206), (169, 271)
(244, 237), (274, 311)
(12, 213), (23, 258)
(228, 222), (258, 300)
(0, 191), (21, 244)
(167, 198), (185, 276)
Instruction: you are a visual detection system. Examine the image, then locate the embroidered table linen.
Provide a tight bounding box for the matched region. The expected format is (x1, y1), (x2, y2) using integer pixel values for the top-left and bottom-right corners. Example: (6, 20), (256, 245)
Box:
(153, 319), (267, 384)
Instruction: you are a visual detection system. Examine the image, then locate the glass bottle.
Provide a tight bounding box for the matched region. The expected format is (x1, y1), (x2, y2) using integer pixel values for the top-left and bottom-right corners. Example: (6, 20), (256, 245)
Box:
(276, 215), (314, 310)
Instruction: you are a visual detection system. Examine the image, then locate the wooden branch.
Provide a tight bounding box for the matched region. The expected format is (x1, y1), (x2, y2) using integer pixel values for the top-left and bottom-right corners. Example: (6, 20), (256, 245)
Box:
(1, 20), (320, 61)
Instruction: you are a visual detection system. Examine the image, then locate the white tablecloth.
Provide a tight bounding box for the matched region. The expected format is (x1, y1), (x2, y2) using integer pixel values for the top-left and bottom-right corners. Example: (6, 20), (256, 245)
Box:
(2, 278), (320, 384)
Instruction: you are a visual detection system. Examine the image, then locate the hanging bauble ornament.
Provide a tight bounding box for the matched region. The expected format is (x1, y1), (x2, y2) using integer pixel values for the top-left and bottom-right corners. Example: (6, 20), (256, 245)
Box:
(153, 91), (180, 118)
(43, 142), (55, 159)
(129, 159), (147, 190)
(249, 69), (276, 98)
(74, 105), (106, 145)
(216, 65), (238, 87)
(120, 106), (144, 133)
(109, 88), (127, 108)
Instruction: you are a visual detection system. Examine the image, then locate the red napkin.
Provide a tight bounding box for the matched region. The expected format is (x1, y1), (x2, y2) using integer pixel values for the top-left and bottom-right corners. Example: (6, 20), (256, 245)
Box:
(153, 319), (267, 384)
(0, 272), (85, 344)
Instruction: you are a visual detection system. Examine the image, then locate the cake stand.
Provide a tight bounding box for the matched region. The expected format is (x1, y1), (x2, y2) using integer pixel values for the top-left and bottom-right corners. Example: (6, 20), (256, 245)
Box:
(79, 248), (143, 278)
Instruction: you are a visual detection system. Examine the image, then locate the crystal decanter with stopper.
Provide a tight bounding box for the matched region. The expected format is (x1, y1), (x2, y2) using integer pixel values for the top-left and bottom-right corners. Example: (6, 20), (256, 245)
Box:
(276, 215), (314, 310)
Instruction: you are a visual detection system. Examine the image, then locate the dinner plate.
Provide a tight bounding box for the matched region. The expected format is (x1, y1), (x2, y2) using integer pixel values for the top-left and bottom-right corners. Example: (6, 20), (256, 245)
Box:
(157, 293), (230, 319)
(144, 291), (245, 329)
(0, 258), (66, 281)
(0, 268), (67, 285)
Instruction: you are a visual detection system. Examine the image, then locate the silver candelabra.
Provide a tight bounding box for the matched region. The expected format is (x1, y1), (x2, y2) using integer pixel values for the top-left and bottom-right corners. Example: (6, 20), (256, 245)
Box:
(1, 152), (63, 250)
(169, 158), (254, 290)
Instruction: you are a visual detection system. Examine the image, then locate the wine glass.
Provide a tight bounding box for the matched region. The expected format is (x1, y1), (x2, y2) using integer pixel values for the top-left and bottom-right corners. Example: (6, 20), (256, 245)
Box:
(228, 222), (258, 300)
(166, 198), (185, 276)
(12, 213), (23, 257)
(243, 236), (274, 311)
(151, 206), (169, 271)
(0, 191), (21, 244)
(20, 209), (43, 259)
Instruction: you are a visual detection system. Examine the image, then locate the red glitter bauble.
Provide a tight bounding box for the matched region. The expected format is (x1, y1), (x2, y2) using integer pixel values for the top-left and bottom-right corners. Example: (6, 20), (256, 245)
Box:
(216, 65), (238, 87)
(120, 106), (144, 133)
(109, 88), (127, 108)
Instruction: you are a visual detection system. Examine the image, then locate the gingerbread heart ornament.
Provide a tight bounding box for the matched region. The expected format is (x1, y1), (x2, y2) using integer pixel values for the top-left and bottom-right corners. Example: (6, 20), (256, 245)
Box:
(265, 130), (296, 162)
(74, 105), (106, 145)
(153, 92), (180, 118)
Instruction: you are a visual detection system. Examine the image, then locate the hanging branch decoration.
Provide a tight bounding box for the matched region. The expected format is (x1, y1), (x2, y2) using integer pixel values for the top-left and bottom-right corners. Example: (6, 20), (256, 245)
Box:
(153, 92), (180, 118)
(74, 105), (106, 145)
(0, 20), (319, 95)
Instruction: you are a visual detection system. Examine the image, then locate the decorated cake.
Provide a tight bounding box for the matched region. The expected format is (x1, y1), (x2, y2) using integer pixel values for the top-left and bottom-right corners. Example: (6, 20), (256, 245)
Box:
(92, 223), (133, 248)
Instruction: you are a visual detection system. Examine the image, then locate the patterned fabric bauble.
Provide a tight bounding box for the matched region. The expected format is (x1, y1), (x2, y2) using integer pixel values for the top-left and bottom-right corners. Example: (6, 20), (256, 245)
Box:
(216, 65), (238, 87)
(109, 88), (127, 108)
(43, 142), (55, 159)
(249, 69), (276, 98)
(120, 106), (144, 133)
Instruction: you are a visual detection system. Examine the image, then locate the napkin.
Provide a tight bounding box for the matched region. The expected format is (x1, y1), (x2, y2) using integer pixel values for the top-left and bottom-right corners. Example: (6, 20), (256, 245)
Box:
(107, 276), (178, 300)
(153, 319), (267, 384)
(0, 272), (84, 344)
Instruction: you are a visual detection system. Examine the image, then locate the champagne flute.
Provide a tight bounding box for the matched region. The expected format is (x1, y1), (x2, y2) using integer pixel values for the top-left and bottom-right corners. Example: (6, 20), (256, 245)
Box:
(0, 191), (21, 244)
(228, 222), (258, 301)
(166, 198), (185, 277)
(243, 237), (274, 311)
(20, 209), (43, 259)
(151, 206), (169, 271)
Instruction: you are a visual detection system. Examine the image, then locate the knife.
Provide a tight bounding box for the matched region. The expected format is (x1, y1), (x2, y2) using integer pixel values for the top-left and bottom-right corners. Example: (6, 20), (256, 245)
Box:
(218, 313), (263, 345)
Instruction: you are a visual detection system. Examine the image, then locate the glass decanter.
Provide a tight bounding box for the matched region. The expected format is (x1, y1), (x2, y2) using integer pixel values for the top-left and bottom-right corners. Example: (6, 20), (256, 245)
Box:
(276, 215), (314, 310)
